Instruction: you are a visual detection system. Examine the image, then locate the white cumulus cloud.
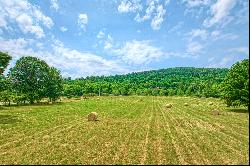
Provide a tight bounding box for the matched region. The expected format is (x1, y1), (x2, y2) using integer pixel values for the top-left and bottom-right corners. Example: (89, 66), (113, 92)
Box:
(50, 0), (59, 11)
(203, 0), (237, 27)
(183, 0), (211, 7)
(113, 40), (166, 65)
(188, 29), (208, 41)
(0, 0), (54, 38)
(151, 5), (166, 30)
(117, 0), (142, 13)
(60, 26), (68, 32)
(97, 30), (105, 39)
(186, 41), (203, 55)
(0, 37), (130, 78)
(229, 47), (249, 55)
(78, 13), (88, 31)
(118, 0), (167, 30)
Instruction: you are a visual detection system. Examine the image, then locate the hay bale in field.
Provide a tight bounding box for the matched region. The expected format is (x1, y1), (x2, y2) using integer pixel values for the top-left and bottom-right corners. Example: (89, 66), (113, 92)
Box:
(208, 102), (213, 105)
(211, 109), (220, 115)
(88, 112), (98, 121)
(43, 135), (50, 139)
(184, 103), (188, 106)
(165, 104), (172, 108)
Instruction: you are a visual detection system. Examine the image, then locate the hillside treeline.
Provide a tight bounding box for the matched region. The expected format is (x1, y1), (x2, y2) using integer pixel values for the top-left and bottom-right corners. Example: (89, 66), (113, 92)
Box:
(63, 67), (229, 98)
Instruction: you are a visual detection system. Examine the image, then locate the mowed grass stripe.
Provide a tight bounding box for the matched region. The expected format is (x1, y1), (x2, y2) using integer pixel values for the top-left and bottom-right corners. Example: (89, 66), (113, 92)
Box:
(183, 105), (249, 164)
(158, 98), (206, 164)
(179, 101), (249, 154)
(86, 97), (148, 164)
(111, 98), (149, 164)
(144, 97), (164, 165)
(112, 98), (152, 164)
(160, 97), (248, 164)
(157, 99), (187, 164)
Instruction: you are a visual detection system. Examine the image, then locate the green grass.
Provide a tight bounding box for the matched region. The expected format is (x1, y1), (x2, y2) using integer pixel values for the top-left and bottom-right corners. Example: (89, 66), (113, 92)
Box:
(0, 96), (249, 165)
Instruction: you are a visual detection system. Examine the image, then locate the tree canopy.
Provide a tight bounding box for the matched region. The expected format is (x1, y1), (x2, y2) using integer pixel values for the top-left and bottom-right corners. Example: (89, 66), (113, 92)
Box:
(7, 56), (63, 104)
(221, 59), (249, 107)
(0, 51), (12, 75)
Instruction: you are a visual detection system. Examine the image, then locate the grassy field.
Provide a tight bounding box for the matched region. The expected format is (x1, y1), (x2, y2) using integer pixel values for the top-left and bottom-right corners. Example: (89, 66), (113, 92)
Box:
(0, 96), (249, 165)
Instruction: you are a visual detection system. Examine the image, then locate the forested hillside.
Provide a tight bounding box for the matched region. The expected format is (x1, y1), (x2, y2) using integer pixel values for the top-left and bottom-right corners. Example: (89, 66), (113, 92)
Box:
(63, 67), (229, 98)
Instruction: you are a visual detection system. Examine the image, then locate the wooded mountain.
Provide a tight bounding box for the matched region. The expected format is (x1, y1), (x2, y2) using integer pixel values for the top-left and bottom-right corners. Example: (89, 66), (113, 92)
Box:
(63, 67), (229, 98)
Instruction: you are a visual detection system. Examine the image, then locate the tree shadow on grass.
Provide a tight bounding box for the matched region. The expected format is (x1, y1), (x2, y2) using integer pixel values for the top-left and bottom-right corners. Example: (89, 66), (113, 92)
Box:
(1, 101), (64, 108)
(0, 115), (20, 124)
(226, 108), (249, 114)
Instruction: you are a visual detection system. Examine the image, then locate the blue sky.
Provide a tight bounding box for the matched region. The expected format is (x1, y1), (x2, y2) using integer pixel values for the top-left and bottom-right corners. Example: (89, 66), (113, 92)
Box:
(0, 0), (249, 78)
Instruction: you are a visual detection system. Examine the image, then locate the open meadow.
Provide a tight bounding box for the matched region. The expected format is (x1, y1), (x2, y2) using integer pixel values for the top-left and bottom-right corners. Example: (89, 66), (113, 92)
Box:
(0, 96), (249, 165)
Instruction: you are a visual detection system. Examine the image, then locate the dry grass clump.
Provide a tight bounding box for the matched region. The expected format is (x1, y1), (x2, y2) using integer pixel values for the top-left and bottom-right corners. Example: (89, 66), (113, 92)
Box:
(208, 102), (213, 105)
(81, 96), (88, 100)
(88, 112), (98, 121)
(211, 109), (220, 115)
(42, 135), (50, 139)
(165, 104), (172, 108)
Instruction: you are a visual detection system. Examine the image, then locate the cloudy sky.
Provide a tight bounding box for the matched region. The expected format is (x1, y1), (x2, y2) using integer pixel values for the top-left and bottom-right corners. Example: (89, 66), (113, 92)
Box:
(0, 0), (249, 78)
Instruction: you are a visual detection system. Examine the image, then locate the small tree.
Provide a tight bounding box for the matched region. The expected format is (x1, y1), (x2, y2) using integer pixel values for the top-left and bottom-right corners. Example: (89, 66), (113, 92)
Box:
(221, 59), (249, 107)
(0, 52), (12, 75)
(0, 52), (13, 105)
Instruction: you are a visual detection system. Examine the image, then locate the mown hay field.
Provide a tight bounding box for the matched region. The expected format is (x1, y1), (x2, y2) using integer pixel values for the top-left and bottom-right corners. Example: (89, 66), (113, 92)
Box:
(0, 96), (249, 165)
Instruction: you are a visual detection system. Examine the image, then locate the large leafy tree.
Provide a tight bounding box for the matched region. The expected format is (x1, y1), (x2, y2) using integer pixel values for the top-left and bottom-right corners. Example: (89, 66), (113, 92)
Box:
(221, 59), (249, 107)
(8, 56), (63, 104)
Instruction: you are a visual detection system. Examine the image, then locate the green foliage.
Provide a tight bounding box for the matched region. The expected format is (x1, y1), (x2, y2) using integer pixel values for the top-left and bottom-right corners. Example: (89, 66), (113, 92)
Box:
(63, 67), (228, 98)
(0, 51), (12, 75)
(0, 77), (13, 105)
(8, 56), (50, 103)
(221, 59), (249, 107)
(44, 67), (63, 102)
(8, 56), (63, 104)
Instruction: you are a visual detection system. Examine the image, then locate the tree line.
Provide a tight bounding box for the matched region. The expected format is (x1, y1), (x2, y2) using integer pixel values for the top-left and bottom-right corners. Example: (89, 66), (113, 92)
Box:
(64, 67), (228, 98)
(0, 51), (249, 107)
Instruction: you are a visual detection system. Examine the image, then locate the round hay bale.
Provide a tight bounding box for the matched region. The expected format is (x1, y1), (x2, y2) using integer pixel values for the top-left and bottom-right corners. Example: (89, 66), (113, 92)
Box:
(211, 109), (220, 115)
(184, 103), (188, 106)
(88, 112), (98, 121)
(208, 102), (213, 105)
(43, 135), (50, 139)
(165, 104), (172, 108)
